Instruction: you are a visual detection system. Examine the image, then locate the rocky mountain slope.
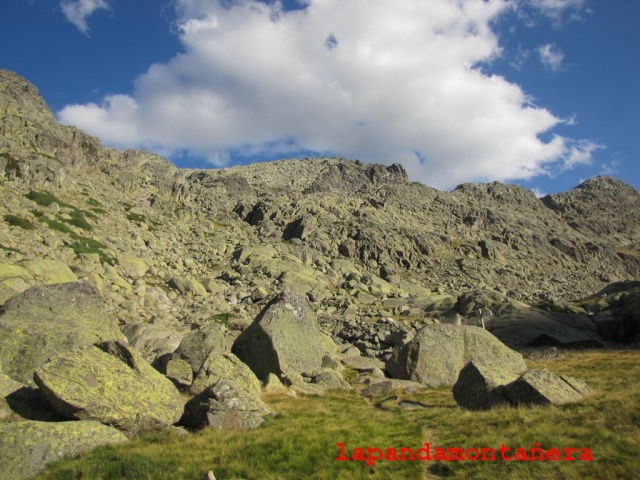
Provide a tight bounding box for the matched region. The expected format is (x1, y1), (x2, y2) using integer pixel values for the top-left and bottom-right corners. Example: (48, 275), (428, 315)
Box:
(2, 69), (639, 320)
(2, 68), (640, 477)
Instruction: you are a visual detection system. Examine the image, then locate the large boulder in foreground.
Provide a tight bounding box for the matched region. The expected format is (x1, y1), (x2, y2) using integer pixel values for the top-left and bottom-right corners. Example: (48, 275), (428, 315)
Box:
(0, 420), (127, 480)
(453, 363), (592, 410)
(34, 341), (184, 435)
(452, 361), (521, 410)
(504, 369), (592, 406)
(232, 291), (337, 380)
(0, 259), (77, 304)
(181, 378), (274, 431)
(0, 282), (123, 384)
(386, 324), (527, 387)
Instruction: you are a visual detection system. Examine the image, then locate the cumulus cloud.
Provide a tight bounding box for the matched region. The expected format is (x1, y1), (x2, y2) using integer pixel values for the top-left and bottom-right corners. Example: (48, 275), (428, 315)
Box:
(538, 43), (565, 71)
(61, 0), (110, 36)
(58, 0), (600, 189)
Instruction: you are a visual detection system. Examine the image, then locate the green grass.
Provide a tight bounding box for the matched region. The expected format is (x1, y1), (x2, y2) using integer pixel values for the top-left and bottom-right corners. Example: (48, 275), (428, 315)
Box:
(70, 236), (117, 266)
(209, 313), (240, 326)
(32, 350), (640, 480)
(25, 191), (74, 209)
(35, 391), (423, 480)
(4, 214), (35, 230)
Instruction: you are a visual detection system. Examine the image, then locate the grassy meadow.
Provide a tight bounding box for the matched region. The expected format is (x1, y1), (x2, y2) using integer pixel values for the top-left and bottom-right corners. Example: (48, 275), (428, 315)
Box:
(33, 349), (640, 480)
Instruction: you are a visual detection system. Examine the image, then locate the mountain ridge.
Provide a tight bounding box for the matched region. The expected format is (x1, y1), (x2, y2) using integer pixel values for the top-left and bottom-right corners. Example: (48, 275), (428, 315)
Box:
(1, 68), (639, 322)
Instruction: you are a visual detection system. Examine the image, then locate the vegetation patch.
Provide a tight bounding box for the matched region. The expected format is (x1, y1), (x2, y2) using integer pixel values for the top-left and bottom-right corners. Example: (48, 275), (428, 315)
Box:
(59, 210), (93, 231)
(32, 350), (640, 480)
(70, 236), (117, 265)
(209, 313), (239, 326)
(25, 191), (74, 209)
(35, 390), (423, 480)
(4, 214), (35, 230)
(87, 197), (103, 207)
(37, 217), (75, 235)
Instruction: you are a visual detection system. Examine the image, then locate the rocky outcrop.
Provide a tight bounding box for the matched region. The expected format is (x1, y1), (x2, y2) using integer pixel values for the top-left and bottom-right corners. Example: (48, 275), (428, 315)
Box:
(0, 420), (127, 480)
(232, 291), (337, 381)
(0, 282), (123, 384)
(386, 324), (527, 387)
(453, 362), (592, 410)
(452, 361), (522, 410)
(181, 378), (274, 430)
(488, 310), (604, 349)
(504, 370), (592, 406)
(34, 341), (184, 436)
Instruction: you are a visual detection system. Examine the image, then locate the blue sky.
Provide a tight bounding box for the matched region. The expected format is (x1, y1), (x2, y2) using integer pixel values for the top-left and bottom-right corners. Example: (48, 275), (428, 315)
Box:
(1, 0), (638, 194)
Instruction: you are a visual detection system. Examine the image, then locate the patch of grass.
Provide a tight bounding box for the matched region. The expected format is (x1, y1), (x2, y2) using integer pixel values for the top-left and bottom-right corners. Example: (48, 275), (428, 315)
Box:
(91, 207), (108, 215)
(87, 197), (103, 207)
(60, 210), (93, 231)
(209, 313), (239, 325)
(127, 212), (147, 223)
(4, 214), (35, 230)
(32, 350), (640, 480)
(25, 191), (74, 209)
(70, 236), (117, 265)
(38, 217), (75, 235)
(127, 212), (161, 228)
(36, 391), (423, 480)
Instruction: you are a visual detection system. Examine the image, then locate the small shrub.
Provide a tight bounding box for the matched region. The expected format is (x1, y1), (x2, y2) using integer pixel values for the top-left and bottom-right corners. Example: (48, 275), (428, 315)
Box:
(4, 214), (35, 230)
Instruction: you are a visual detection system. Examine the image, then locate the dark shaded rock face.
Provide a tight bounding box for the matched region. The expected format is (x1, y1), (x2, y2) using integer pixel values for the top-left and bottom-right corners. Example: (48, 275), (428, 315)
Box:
(453, 362), (592, 411)
(488, 310), (604, 350)
(181, 379), (274, 431)
(452, 361), (520, 411)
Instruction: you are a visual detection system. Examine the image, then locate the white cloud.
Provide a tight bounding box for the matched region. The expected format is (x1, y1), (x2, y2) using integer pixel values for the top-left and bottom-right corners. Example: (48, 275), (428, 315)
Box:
(58, 0), (601, 189)
(559, 139), (604, 170)
(525, 0), (588, 25)
(537, 43), (565, 71)
(60, 0), (110, 36)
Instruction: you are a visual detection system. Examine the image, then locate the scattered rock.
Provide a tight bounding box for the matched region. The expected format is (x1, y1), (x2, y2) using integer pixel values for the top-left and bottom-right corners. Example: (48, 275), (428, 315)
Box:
(0, 282), (123, 384)
(0, 420), (127, 480)
(181, 378), (274, 430)
(34, 341), (184, 435)
(386, 324), (527, 387)
(232, 291), (337, 380)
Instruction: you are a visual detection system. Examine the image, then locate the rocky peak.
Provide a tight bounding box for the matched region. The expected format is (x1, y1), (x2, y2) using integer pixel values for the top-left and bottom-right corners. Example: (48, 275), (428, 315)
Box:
(541, 175), (640, 244)
(0, 70), (56, 123)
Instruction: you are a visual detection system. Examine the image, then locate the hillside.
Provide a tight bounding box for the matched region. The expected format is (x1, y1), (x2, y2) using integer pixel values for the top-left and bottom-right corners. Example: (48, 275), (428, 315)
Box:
(2, 69), (640, 479)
